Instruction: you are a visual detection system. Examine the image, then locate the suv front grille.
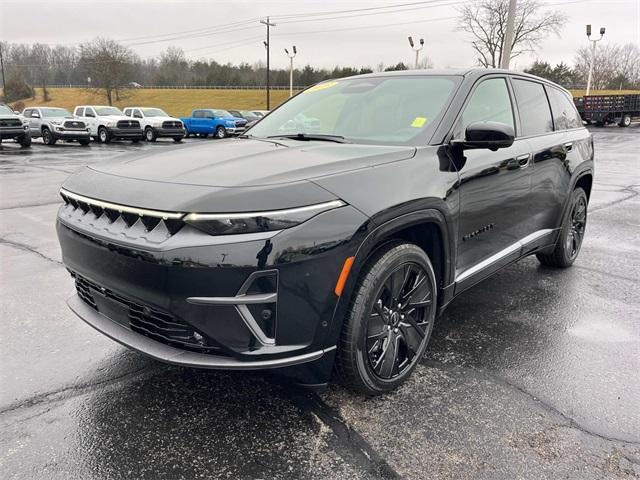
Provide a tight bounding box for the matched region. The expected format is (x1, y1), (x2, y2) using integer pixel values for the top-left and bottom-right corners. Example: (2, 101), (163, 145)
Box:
(72, 272), (224, 355)
(0, 119), (22, 128)
(59, 189), (184, 242)
(162, 121), (182, 129)
(117, 120), (140, 129)
(63, 120), (86, 129)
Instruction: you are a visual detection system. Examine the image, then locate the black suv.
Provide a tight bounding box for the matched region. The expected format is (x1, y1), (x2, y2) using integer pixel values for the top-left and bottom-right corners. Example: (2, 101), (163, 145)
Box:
(56, 70), (593, 395)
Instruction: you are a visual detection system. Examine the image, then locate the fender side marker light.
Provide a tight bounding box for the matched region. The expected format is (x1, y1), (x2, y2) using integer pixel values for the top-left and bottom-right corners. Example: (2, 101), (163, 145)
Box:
(335, 256), (355, 297)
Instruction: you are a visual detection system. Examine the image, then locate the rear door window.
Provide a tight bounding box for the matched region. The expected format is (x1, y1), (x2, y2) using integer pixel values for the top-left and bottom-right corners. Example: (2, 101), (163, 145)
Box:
(546, 86), (583, 130)
(512, 79), (553, 136)
(194, 111), (203, 118)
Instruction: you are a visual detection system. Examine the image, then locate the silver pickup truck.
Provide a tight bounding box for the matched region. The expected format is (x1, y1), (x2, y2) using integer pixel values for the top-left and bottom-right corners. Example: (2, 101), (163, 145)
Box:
(22, 107), (91, 146)
(0, 103), (31, 147)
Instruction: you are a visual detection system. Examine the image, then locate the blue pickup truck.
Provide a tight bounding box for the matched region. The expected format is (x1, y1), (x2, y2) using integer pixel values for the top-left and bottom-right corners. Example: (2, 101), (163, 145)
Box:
(180, 109), (248, 139)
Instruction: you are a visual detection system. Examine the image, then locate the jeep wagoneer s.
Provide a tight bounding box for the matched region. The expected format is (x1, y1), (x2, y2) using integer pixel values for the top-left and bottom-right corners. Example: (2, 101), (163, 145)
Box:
(57, 69), (593, 394)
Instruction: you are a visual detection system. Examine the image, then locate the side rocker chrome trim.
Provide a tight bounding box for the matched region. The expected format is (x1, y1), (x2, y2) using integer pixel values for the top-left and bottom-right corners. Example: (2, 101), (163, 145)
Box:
(455, 229), (553, 283)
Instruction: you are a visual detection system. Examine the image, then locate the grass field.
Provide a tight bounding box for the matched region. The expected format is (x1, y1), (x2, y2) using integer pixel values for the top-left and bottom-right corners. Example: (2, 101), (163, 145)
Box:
(13, 88), (296, 117)
(569, 89), (640, 97)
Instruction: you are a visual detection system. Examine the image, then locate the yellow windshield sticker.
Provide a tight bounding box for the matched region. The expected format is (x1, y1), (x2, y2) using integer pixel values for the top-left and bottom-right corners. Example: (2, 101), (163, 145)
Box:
(305, 81), (339, 93)
(411, 117), (427, 128)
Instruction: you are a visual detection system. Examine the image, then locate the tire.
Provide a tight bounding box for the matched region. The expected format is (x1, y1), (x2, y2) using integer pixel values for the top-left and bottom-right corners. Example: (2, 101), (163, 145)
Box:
(618, 115), (631, 127)
(98, 127), (110, 143)
(42, 128), (56, 145)
(145, 127), (157, 142)
(173, 137), (183, 143)
(79, 139), (90, 146)
(537, 187), (588, 268)
(184, 130), (190, 138)
(18, 133), (32, 148)
(215, 126), (227, 139)
(335, 242), (437, 395)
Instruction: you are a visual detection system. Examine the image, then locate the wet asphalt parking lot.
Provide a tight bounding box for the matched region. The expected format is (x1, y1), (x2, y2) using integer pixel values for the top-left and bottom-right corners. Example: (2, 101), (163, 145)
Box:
(0, 127), (639, 480)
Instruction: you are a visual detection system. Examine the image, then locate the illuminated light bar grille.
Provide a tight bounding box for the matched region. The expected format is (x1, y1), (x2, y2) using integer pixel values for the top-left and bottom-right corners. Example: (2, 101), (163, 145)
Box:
(59, 189), (185, 241)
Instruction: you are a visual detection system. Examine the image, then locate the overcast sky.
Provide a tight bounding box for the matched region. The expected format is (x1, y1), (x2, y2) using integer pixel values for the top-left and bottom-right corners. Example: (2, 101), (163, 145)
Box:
(1, 0), (638, 71)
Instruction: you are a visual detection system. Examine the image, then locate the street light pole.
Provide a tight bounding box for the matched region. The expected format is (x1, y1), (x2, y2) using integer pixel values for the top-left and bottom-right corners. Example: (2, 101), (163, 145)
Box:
(500, 0), (517, 69)
(260, 17), (276, 110)
(585, 24), (605, 96)
(285, 46), (297, 98)
(408, 36), (424, 69)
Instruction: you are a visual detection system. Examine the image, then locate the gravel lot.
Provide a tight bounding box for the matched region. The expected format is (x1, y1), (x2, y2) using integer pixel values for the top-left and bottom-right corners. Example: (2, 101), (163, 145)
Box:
(1, 127), (639, 479)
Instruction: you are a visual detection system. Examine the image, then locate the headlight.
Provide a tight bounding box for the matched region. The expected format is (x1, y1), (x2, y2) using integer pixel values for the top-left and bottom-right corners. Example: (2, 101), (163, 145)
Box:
(51, 120), (63, 125)
(183, 200), (346, 236)
(105, 120), (115, 127)
(151, 120), (163, 127)
(225, 121), (235, 127)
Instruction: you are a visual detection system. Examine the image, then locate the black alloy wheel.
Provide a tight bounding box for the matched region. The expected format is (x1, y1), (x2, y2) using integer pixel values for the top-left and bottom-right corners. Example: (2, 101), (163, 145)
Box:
(42, 128), (56, 145)
(336, 242), (437, 395)
(537, 187), (588, 268)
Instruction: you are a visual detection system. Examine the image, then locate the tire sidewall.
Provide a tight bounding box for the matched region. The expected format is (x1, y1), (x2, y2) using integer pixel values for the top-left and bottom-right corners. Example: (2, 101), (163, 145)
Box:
(43, 129), (52, 145)
(216, 126), (226, 138)
(99, 127), (109, 143)
(558, 188), (588, 264)
(350, 244), (437, 394)
(145, 127), (156, 142)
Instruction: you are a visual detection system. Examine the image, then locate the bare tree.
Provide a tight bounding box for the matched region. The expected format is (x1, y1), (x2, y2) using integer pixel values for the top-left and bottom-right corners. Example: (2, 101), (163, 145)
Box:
(458, 0), (566, 68)
(79, 38), (133, 105)
(573, 43), (640, 89)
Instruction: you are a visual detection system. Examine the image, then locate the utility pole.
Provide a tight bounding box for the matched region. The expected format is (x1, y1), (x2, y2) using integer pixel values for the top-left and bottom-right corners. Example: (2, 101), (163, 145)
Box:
(500, 0), (517, 69)
(260, 17), (276, 110)
(585, 24), (605, 96)
(408, 37), (424, 69)
(285, 46), (297, 97)
(0, 43), (7, 103)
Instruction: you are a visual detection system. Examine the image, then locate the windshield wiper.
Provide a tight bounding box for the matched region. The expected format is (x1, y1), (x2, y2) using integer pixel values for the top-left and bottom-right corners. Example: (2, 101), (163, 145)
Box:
(267, 133), (349, 143)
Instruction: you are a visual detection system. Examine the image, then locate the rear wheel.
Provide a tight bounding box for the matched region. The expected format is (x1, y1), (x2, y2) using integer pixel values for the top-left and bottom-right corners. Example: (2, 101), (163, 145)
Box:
(216, 126), (227, 139)
(618, 115), (631, 127)
(98, 127), (110, 143)
(336, 242), (437, 395)
(537, 187), (588, 268)
(42, 128), (56, 145)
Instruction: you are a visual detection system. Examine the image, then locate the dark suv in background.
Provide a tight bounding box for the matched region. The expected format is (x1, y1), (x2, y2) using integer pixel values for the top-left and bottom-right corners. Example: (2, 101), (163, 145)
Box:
(56, 69), (593, 395)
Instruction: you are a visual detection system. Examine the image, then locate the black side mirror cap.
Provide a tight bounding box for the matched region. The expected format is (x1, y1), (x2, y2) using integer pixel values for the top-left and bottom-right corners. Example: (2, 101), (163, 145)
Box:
(456, 121), (515, 151)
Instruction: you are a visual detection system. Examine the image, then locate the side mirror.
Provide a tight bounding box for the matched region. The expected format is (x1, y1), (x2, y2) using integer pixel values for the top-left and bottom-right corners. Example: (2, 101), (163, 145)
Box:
(459, 121), (515, 151)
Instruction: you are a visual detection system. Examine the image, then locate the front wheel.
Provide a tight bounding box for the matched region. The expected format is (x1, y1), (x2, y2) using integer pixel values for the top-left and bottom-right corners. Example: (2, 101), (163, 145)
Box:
(215, 126), (227, 139)
(145, 127), (157, 142)
(335, 242), (437, 395)
(537, 187), (588, 268)
(18, 133), (32, 148)
(42, 128), (56, 145)
(98, 127), (110, 143)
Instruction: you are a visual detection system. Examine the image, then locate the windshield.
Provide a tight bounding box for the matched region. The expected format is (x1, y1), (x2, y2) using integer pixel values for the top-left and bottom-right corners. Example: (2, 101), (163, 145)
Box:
(95, 107), (123, 116)
(41, 108), (72, 117)
(240, 110), (259, 120)
(214, 109), (232, 117)
(0, 104), (14, 115)
(248, 75), (460, 145)
(141, 108), (168, 117)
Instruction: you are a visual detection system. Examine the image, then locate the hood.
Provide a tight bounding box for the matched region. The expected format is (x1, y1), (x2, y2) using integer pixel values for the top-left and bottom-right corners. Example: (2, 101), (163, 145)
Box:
(91, 138), (416, 187)
(62, 139), (415, 213)
(146, 116), (181, 122)
(99, 115), (133, 121)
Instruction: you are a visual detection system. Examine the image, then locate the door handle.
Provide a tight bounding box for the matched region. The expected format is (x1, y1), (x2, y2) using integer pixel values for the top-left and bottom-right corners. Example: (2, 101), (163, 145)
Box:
(516, 153), (531, 168)
(563, 142), (573, 151)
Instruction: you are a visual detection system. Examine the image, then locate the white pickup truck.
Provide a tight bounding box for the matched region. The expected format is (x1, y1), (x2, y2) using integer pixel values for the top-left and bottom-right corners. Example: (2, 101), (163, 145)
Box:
(73, 105), (144, 143)
(123, 107), (185, 142)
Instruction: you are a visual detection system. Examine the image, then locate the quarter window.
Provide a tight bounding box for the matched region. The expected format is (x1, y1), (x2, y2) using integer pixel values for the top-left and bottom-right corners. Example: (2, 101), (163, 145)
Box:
(460, 78), (514, 136)
(546, 86), (582, 130)
(512, 79), (553, 136)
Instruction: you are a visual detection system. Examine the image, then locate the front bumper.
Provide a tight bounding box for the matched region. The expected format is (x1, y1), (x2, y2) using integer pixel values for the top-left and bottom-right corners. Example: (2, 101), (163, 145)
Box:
(53, 129), (91, 140)
(1, 127), (28, 139)
(56, 202), (367, 374)
(107, 127), (144, 138)
(153, 127), (185, 138)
